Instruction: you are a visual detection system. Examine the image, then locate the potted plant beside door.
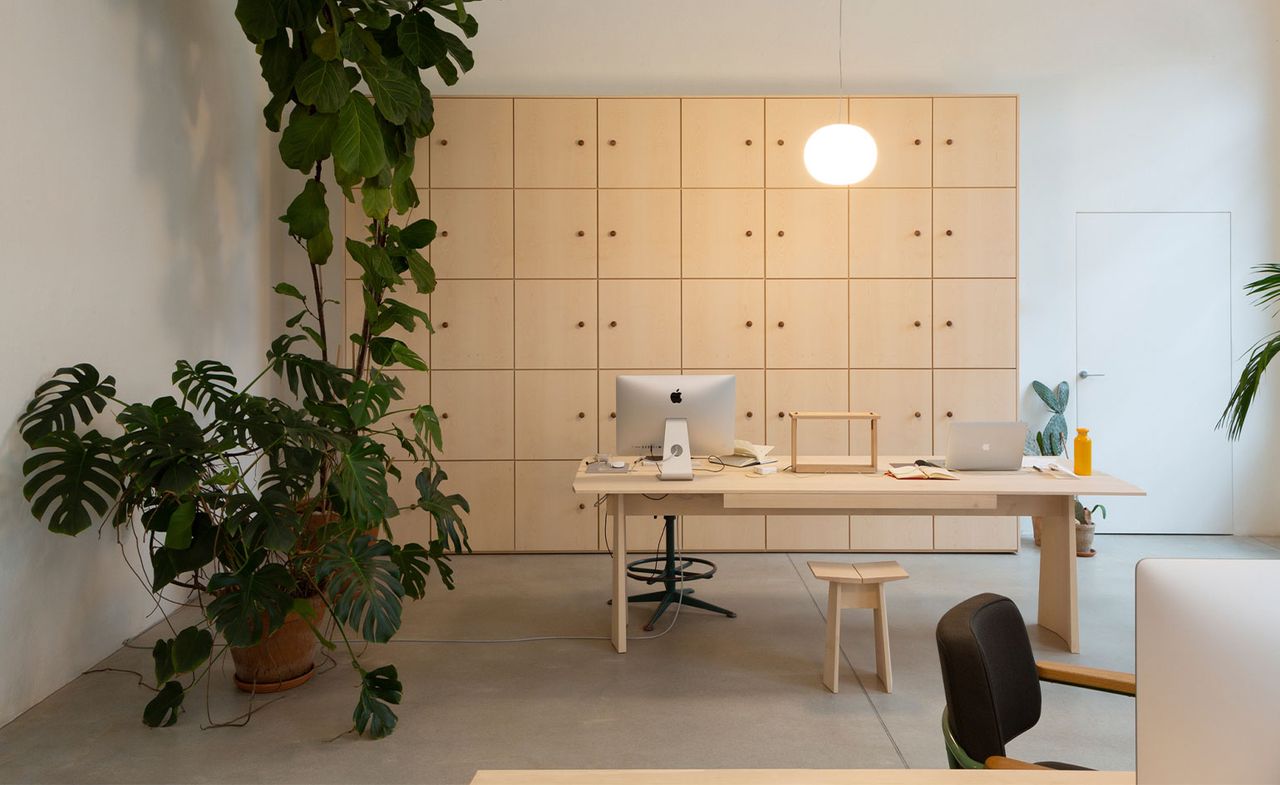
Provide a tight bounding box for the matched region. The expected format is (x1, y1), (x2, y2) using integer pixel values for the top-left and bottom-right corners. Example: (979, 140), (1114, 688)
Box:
(1026, 380), (1069, 546)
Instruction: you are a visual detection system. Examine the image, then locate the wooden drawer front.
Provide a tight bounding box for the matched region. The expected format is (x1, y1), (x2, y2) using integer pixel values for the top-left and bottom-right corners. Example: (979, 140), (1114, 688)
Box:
(765, 189), (849, 278)
(933, 516), (1019, 552)
(933, 279), (1016, 368)
(433, 461), (515, 552)
(598, 369), (680, 455)
(514, 98), (597, 188)
(766, 280), (849, 368)
(598, 189), (681, 279)
(514, 280), (596, 369)
(933, 96), (1017, 188)
(430, 98), (513, 188)
(514, 189), (597, 278)
(599, 279), (682, 368)
(767, 516), (850, 551)
(850, 516), (933, 551)
(933, 189), (1016, 278)
(343, 281), (432, 371)
(681, 189), (764, 278)
(685, 368), (765, 445)
(683, 515), (766, 551)
(766, 370), (849, 456)
(429, 189), (514, 279)
(681, 280), (764, 368)
(850, 189), (932, 279)
(765, 98), (847, 187)
(850, 370), (933, 456)
(681, 98), (764, 187)
(431, 371), (515, 460)
(515, 461), (598, 551)
(851, 279), (932, 369)
(515, 371), (597, 459)
(430, 280), (513, 370)
(848, 98), (932, 188)
(933, 369), (1017, 448)
(598, 98), (681, 188)
(377, 370), (431, 458)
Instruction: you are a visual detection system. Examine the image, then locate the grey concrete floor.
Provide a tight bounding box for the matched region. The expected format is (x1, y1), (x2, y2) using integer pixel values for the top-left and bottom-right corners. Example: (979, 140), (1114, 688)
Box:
(1, 534), (1277, 784)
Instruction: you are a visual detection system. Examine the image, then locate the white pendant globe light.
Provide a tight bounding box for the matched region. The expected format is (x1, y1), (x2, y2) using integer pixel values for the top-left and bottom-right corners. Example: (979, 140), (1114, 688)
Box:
(803, 123), (877, 185)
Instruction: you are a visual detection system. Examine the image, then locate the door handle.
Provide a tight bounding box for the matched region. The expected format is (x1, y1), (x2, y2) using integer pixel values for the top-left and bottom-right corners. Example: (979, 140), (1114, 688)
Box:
(1078, 370), (1106, 379)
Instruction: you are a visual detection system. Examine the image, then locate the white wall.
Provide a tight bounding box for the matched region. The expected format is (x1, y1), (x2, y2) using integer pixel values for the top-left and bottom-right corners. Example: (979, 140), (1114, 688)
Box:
(435, 0), (1280, 535)
(0, 1), (273, 726)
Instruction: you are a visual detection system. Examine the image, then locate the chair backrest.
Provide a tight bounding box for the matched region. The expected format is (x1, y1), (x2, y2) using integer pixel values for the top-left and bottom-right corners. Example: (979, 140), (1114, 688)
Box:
(935, 593), (1042, 763)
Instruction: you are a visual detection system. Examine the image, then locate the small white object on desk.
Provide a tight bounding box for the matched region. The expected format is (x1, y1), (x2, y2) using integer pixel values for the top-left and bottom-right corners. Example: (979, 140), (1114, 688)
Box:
(609, 460), (627, 469)
(754, 465), (777, 475)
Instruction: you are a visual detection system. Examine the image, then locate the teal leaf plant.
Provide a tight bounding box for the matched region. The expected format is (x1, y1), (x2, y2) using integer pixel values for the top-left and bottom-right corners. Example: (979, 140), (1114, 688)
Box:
(1220, 263), (1280, 440)
(1024, 380), (1069, 456)
(17, 0), (478, 739)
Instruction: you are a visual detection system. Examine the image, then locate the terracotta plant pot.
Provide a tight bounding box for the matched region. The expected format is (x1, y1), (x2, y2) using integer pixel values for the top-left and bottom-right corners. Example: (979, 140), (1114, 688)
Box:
(230, 594), (326, 693)
(1075, 522), (1095, 555)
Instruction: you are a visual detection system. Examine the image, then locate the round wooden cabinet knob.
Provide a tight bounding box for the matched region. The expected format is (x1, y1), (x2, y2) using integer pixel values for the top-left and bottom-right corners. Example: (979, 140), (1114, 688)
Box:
(439, 139), (448, 146)
(579, 503), (586, 510)
(441, 321), (449, 328)
(576, 139), (585, 146)
(914, 411), (922, 418)
(441, 412), (449, 419)
(777, 230), (785, 237)
(777, 321), (785, 328)
(946, 411), (954, 418)
(746, 411), (754, 418)
(745, 230), (753, 237)
(577, 230), (586, 237)
(577, 411), (586, 419)
(745, 139), (753, 146)
(608, 139), (617, 146)
(577, 320), (585, 328)
(610, 412), (616, 419)
(745, 320), (753, 328)
(914, 138), (922, 146)
(609, 320), (618, 328)
(946, 138), (954, 145)
(913, 320), (922, 327)
(440, 230), (449, 237)
(946, 319), (954, 327)
(777, 411), (786, 419)
(776, 139), (785, 146)
(913, 230), (922, 237)
(608, 230), (617, 237)
(945, 229), (954, 236)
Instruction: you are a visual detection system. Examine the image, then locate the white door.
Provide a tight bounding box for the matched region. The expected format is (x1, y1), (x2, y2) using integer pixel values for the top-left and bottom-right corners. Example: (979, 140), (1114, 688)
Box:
(1075, 212), (1232, 533)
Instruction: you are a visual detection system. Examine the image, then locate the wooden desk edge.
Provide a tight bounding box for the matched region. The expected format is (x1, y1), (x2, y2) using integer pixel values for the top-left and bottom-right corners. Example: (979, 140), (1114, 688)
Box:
(471, 769), (1136, 784)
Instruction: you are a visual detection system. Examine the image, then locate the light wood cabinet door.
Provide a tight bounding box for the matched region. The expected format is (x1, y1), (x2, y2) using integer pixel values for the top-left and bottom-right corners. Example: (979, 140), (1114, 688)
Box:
(685, 368), (765, 445)
(431, 371), (515, 460)
(850, 370), (933, 456)
(514, 98), (596, 188)
(598, 369), (680, 455)
(514, 189), (597, 278)
(430, 98), (513, 188)
(767, 516), (850, 551)
(850, 189), (932, 278)
(765, 189), (848, 278)
(851, 279), (931, 369)
(598, 189), (681, 278)
(428, 189), (514, 279)
(932, 189), (1016, 278)
(765, 98), (847, 187)
(850, 516), (934, 551)
(434, 461), (515, 552)
(681, 98), (764, 187)
(683, 515), (766, 551)
(681, 190), (764, 278)
(515, 370), (597, 459)
(766, 280), (849, 368)
(681, 280), (764, 368)
(848, 98), (932, 188)
(933, 279), (1016, 368)
(599, 279), (681, 368)
(515, 461), (598, 551)
(430, 280), (513, 369)
(933, 369), (1017, 448)
(934, 516), (1019, 552)
(933, 96), (1017, 187)
(514, 280), (596, 369)
(765, 370), (849, 456)
(598, 98), (680, 188)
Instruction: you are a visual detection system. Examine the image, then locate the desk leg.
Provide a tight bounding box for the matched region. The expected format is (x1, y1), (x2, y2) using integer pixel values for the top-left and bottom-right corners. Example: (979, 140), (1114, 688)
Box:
(823, 583), (841, 693)
(1037, 495), (1080, 653)
(611, 494), (627, 654)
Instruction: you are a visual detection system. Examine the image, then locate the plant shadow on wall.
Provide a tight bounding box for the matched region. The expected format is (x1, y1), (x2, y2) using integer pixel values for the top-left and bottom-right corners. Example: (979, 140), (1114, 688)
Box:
(17, 0), (479, 739)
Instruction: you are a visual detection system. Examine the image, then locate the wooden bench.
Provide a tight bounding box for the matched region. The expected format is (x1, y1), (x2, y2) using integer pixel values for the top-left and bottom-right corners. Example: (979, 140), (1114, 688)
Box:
(808, 560), (910, 694)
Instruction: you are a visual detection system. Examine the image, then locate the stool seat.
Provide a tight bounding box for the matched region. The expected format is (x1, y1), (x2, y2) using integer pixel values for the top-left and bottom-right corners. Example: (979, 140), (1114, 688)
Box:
(808, 559), (909, 694)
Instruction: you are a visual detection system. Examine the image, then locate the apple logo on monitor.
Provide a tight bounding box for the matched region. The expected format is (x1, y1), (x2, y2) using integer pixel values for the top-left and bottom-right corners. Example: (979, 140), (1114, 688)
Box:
(670, 388), (682, 404)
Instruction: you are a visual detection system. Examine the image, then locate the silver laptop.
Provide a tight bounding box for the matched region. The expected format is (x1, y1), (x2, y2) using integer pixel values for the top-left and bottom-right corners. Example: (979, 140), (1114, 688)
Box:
(943, 421), (1027, 470)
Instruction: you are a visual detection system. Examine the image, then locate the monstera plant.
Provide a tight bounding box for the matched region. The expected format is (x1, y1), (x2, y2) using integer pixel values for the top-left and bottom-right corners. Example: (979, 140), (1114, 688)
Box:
(18, 0), (479, 738)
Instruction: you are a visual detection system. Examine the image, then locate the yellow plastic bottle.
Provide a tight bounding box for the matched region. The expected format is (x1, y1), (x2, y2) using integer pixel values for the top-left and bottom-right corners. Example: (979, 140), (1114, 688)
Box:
(1074, 428), (1092, 476)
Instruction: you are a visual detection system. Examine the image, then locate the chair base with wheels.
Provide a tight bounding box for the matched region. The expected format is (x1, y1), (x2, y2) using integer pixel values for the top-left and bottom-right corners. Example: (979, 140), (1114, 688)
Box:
(611, 515), (736, 631)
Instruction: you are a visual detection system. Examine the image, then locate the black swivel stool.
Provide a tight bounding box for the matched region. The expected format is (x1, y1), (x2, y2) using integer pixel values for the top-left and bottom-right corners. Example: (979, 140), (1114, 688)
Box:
(618, 515), (736, 631)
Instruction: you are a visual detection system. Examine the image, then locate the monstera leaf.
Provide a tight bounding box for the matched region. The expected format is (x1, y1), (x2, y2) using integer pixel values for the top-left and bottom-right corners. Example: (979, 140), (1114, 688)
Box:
(206, 557), (297, 647)
(22, 430), (122, 535)
(152, 626), (214, 684)
(318, 536), (405, 643)
(354, 664), (402, 739)
(142, 681), (185, 728)
(172, 360), (237, 415)
(333, 437), (392, 526)
(415, 463), (470, 552)
(19, 363), (117, 447)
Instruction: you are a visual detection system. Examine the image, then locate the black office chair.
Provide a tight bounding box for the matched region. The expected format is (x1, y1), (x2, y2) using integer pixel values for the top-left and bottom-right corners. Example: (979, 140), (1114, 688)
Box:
(935, 593), (1136, 771)
(618, 515), (736, 631)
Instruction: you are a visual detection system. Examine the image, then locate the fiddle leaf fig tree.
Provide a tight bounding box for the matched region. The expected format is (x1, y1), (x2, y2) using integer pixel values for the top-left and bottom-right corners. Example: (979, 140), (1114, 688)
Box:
(17, 0), (477, 740)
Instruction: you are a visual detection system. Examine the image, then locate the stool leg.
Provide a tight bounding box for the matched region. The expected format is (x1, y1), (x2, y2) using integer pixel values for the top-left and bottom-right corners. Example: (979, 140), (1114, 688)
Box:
(823, 582), (841, 693)
(873, 583), (892, 693)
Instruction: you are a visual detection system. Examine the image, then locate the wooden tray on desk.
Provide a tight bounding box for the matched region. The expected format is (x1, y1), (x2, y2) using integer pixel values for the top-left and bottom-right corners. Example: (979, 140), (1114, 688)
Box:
(791, 411), (879, 474)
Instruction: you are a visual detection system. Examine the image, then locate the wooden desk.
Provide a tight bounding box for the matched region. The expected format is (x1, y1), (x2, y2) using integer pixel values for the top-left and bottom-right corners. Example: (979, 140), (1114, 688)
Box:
(471, 768), (1136, 784)
(573, 457), (1144, 654)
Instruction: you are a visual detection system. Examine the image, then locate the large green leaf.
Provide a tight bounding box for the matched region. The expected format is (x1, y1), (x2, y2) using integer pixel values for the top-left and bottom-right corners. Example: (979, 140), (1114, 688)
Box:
(152, 626), (213, 685)
(391, 542), (432, 600)
(267, 334), (351, 400)
(403, 248), (435, 295)
(438, 30), (474, 74)
(234, 0), (280, 43)
(172, 360), (237, 415)
(19, 363), (117, 447)
(23, 431), (121, 536)
(361, 58), (421, 125)
(346, 380), (392, 429)
(415, 463), (470, 555)
(367, 338), (427, 371)
(142, 681), (185, 728)
(163, 499), (197, 550)
(1031, 380), (1068, 414)
(332, 437), (391, 526)
(399, 219), (436, 249)
(334, 94), (387, 179)
(425, 0), (478, 37)
(370, 299), (431, 337)
(396, 13), (448, 68)
(294, 57), (349, 113)
(317, 536), (404, 643)
(223, 486), (300, 553)
(282, 179), (329, 240)
(411, 405), (442, 451)
(353, 664), (402, 738)
(206, 557), (297, 648)
(115, 398), (207, 495)
(258, 31), (299, 95)
(149, 513), (217, 591)
(279, 110), (338, 173)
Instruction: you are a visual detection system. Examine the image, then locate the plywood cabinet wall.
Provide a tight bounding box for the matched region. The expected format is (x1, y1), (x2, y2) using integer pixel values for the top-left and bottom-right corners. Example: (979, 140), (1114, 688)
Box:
(348, 95), (1018, 554)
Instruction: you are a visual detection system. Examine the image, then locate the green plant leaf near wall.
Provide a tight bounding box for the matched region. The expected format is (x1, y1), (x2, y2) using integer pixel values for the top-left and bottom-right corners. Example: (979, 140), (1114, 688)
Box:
(334, 94), (387, 178)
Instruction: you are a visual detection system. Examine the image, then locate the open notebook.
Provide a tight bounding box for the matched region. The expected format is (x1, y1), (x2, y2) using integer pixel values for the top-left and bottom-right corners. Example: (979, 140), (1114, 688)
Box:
(886, 462), (958, 480)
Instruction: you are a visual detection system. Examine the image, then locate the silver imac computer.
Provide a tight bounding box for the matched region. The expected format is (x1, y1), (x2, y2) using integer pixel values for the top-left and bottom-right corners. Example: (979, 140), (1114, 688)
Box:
(616, 375), (735, 481)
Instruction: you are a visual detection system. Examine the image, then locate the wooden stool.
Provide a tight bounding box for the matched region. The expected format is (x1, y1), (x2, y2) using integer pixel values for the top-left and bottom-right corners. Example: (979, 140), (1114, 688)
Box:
(807, 560), (909, 694)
